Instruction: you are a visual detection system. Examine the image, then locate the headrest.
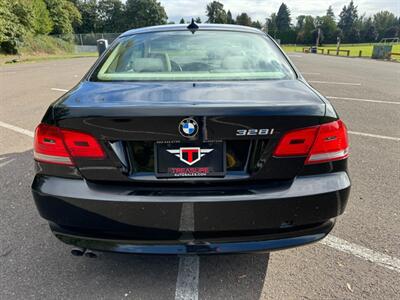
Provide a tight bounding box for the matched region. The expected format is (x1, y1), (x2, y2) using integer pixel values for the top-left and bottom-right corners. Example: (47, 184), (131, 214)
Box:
(221, 56), (250, 70)
(132, 58), (166, 72)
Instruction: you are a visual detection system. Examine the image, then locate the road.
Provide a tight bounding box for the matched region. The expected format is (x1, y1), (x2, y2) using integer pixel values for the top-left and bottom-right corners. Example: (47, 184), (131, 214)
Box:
(0, 54), (399, 299)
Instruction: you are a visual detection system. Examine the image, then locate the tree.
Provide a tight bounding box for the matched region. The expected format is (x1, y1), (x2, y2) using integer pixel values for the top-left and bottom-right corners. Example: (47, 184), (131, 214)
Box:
(0, 0), (25, 53)
(179, 18), (185, 24)
(276, 3), (291, 32)
(12, 0), (35, 31)
(236, 13), (252, 27)
(45, 0), (82, 35)
(124, 0), (167, 29)
(227, 10), (235, 24)
(318, 7), (338, 43)
(384, 26), (399, 38)
(296, 16), (315, 44)
(9, 0), (54, 35)
(97, 0), (125, 32)
(360, 17), (378, 42)
(275, 3), (295, 43)
(373, 11), (398, 39)
(206, 1), (227, 24)
(251, 21), (262, 29)
(195, 17), (202, 23)
(32, 0), (53, 34)
(74, 0), (99, 33)
(266, 13), (278, 37)
(326, 6), (335, 19)
(338, 0), (359, 42)
(296, 15), (306, 30)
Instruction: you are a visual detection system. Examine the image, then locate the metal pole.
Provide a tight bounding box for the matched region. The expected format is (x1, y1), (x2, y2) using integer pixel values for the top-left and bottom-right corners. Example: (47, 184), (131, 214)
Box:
(316, 28), (321, 48)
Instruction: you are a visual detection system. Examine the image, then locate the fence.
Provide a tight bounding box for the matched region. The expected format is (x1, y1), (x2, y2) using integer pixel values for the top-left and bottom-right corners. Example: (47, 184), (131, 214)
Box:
(327, 49), (350, 56)
(51, 33), (121, 46)
(51, 33), (121, 53)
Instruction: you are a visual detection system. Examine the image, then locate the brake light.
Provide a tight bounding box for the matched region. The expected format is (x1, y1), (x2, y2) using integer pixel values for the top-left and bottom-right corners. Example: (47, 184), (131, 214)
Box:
(34, 124), (105, 165)
(273, 127), (319, 156)
(273, 120), (349, 164)
(62, 129), (105, 158)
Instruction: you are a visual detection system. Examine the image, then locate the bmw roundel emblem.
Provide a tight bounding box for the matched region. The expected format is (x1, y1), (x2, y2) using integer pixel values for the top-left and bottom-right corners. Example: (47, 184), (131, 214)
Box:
(179, 118), (199, 138)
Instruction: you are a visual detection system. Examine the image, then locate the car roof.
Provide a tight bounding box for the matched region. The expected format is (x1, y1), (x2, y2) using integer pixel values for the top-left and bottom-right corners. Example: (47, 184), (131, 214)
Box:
(119, 23), (264, 38)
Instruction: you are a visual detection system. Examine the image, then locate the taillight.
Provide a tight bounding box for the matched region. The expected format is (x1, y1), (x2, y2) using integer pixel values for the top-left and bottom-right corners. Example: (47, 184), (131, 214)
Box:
(34, 124), (105, 166)
(62, 129), (105, 158)
(273, 127), (319, 156)
(306, 120), (349, 164)
(34, 124), (73, 165)
(274, 120), (349, 164)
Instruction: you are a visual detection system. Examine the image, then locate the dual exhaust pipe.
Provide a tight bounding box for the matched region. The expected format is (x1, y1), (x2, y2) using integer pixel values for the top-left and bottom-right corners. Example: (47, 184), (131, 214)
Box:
(71, 247), (97, 258)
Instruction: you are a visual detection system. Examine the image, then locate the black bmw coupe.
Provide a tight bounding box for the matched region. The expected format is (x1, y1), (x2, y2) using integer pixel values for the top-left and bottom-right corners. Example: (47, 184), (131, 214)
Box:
(32, 24), (350, 255)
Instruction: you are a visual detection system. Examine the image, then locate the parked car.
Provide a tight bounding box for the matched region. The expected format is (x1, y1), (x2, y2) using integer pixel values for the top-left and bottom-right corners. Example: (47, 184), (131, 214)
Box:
(32, 24), (350, 255)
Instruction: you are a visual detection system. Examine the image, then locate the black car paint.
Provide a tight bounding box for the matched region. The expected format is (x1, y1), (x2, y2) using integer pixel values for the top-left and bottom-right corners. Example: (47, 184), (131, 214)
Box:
(32, 24), (350, 254)
(32, 172), (349, 254)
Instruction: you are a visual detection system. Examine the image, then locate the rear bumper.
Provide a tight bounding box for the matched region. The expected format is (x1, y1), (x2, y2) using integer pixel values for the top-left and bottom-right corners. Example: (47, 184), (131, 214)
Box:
(50, 220), (334, 254)
(32, 172), (350, 254)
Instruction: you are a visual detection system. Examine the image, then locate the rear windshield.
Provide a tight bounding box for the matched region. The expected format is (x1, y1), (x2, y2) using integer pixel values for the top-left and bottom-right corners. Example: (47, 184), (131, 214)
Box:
(93, 30), (296, 81)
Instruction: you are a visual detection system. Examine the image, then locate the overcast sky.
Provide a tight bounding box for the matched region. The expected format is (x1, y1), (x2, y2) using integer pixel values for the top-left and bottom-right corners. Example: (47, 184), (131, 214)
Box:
(159, 0), (400, 23)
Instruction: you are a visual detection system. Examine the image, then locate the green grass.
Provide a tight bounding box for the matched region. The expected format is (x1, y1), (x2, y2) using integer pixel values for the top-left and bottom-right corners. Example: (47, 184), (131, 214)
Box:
(0, 34), (98, 65)
(0, 52), (97, 65)
(18, 34), (75, 55)
(281, 45), (299, 53)
(282, 43), (400, 61)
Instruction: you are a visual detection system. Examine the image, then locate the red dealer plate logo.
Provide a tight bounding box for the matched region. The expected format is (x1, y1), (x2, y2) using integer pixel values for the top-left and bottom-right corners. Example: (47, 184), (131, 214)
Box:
(156, 141), (225, 178)
(167, 147), (214, 166)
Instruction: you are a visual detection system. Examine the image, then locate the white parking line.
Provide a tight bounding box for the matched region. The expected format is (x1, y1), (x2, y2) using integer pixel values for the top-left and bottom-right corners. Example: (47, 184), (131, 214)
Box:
(320, 235), (400, 273)
(327, 96), (400, 105)
(51, 88), (69, 92)
(175, 256), (199, 300)
(302, 72), (321, 75)
(309, 80), (361, 86)
(0, 157), (15, 168)
(349, 131), (400, 141)
(288, 54), (302, 58)
(0, 121), (34, 138)
(179, 203), (195, 231)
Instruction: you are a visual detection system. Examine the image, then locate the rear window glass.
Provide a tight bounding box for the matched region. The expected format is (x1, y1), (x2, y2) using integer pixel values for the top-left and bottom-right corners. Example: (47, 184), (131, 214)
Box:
(93, 30), (295, 81)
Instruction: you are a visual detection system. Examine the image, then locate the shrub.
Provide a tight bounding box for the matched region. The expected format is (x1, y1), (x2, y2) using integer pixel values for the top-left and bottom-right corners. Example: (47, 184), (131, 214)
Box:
(0, 0), (25, 54)
(18, 34), (74, 55)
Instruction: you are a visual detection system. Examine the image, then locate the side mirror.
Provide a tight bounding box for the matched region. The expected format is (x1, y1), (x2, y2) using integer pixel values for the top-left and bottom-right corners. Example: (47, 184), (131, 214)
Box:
(96, 39), (109, 56)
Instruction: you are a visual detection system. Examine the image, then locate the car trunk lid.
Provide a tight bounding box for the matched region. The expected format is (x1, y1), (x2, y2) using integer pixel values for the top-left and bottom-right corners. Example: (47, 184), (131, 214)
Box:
(53, 80), (327, 183)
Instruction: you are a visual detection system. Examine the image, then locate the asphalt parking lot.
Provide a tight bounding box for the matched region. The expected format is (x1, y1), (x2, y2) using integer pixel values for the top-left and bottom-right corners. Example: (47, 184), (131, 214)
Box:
(1, 54), (399, 299)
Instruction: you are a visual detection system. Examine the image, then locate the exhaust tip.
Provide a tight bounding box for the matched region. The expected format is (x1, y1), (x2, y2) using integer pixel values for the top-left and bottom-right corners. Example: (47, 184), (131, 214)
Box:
(71, 248), (85, 256)
(84, 250), (97, 258)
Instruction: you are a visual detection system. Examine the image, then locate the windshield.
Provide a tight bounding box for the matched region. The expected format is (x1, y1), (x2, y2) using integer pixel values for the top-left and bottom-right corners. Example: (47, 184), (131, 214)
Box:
(93, 30), (296, 81)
